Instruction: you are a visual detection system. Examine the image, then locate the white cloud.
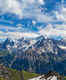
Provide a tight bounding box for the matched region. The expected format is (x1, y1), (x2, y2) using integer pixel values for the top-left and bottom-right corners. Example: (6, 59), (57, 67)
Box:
(55, 2), (66, 22)
(22, 0), (35, 4)
(1, 23), (66, 40)
(38, 0), (44, 4)
(39, 24), (66, 39)
(0, 25), (40, 40)
(0, 0), (55, 23)
(55, 11), (64, 21)
(0, 25), (19, 32)
(20, 0), (55, 23)
(0, 0), (22, 17)
(22, 0), (54, 23)
(0, 31), (7, 41)
(8, 32), (39, 39)
(0, 29), (39, 40)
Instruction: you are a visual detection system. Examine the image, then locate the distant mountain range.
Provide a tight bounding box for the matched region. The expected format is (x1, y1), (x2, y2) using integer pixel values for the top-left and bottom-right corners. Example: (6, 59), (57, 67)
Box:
(0, 36), (66, 75)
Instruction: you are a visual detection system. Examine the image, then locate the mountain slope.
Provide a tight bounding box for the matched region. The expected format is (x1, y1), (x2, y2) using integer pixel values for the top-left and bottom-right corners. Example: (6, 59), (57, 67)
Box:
(0, 36), (66, 75)
(0, 64), (39, 80)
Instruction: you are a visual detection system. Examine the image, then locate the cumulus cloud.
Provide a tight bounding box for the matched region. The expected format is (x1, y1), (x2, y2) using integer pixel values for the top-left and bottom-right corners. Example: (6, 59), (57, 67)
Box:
(0, 25), (19, 32)
(39, 24), (66, 39)
(0, 0), (55, 23)
(55, 1), (66, 23)
(1, 0), (66, 23)
(1, 23), (66, 40)
(38, 0), (44, 5)
(0, 0), (22, 17)
(7, 32), (39, 39)
(1, 0), (66, 41)
(0, 25), (39, 40)
(0, 31), (8, 40)
(55, 9), (66, 22)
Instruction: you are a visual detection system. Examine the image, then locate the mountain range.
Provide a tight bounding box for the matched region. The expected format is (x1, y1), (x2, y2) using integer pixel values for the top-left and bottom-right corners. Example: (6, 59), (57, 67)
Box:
(0, 36), (66, 75)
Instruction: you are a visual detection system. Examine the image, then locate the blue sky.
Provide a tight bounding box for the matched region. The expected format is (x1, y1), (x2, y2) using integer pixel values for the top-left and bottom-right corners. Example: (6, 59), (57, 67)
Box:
(0, 0), (66, 41)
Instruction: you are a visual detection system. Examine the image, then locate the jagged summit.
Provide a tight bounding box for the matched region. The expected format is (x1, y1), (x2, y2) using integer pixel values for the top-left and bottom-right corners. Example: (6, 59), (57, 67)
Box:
(0, 36), (66, 74)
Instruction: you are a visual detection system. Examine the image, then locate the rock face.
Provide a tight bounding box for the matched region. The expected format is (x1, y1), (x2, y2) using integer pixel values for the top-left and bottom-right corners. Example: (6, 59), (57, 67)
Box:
(41, 71), (64, 80)
(0, 36), (66, 74)
(29, 71), (64, 80)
